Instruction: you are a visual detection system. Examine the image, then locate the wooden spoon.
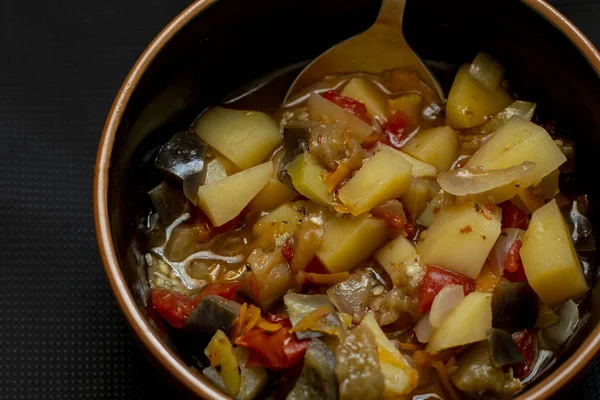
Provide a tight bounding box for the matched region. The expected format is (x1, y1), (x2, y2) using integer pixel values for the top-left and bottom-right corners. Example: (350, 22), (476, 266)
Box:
(284, 0), (444, 104)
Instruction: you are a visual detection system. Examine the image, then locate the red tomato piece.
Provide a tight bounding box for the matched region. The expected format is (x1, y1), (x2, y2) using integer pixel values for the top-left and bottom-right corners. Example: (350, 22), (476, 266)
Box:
(381, 111), (411, 149)
(151, 288), (195, 328)
(512, 330), (537, 380)
(498, 201), (530, 230)
(281, 239), (294, 262)
(321, 90), (370, 123)
(235, 328), (308, 370)
(191, 281), (242, 305)
(371, 200), (407, 230)
(504, 240), (523, 273)
(266, 313), (292, 327)
(418, 266), (476, 313)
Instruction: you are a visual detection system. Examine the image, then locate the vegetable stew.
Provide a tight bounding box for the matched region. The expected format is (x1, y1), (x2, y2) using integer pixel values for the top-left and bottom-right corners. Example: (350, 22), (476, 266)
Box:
(140, 53), (594, 399)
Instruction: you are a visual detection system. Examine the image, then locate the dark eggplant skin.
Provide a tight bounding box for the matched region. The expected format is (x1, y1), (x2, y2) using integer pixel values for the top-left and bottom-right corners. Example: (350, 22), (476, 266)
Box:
(492, 282), (539, 333)
(286, 338), (338, 400)
(183, 295), (241, 335)
(147, 181), (191, 227)
(488, 328), (525, 367)
(154, 131), (207, 182)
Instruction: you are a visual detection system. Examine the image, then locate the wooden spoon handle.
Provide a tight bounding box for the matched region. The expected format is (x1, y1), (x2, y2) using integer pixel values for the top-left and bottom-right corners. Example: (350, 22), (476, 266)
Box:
(376, 0), (406, 30)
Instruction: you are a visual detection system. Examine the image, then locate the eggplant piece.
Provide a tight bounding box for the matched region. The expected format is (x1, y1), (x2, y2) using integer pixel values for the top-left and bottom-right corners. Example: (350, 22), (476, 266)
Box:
(287, 338), (338, 400)
(183, 295), (241, 335)
(155, 131), (207, 182)
(279, 126), (310, 185)
(488, 328), (525, 367)
(148, 181), (191, 227)
(284, 293), (343, 339)
(327, 270), (376, 323)
(492, 282), (539, 333)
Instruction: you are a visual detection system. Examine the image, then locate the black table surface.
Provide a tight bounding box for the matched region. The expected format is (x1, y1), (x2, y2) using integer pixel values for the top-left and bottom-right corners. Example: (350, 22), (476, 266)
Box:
(1, 0), (599, 398)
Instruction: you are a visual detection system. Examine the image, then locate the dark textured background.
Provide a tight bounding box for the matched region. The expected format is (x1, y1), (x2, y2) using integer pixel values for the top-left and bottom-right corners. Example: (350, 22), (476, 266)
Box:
(0, 0), (599, 398)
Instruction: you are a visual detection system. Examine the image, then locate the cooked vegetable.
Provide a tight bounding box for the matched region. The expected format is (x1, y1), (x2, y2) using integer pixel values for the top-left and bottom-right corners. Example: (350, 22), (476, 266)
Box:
(520, 200), (588, 307)
(335, 324), (385, 400)
(290, 215), (325, 272)
(202, 155), (235, 184)
(148, 181), (191, 228)
(316, 215), (388, 273)
(465, 117), (566, 202)
(204, 330), (241, 396)
(477, 100), (537, 135)
(247, 254), (292, 310)
(414, 313), (433, 343)
(252, 201), (305, 240)
(287, 152), (334, 206)
(402, 126), (459, 172)
(416, 192), (443, 227)
(360, 312), (419, 397)
(163, 220), (215, 261)
(518, 169), (560, 212)
(193, 106), (282, 170)
(374, 235), (418, 286)
(248, 178), (297, 211)
(183, 295), (241, 335)
(287, 338), (338, 400)
(197, 161), (273, 226)
(388, 93), (422, 122)
(155, 131), (208, 182)
(446, 54), (514, 129)
(417, 202), (502, 279)
(492, 282), (539, 333)
(373, 143), (437, 178)
(487, 328), (525, 367)
(235, 327), (307, 370)
(543, 299), (579, 347)
(307, 92), (373, 142)
(418, 266), (475, 313)
(427, 292), (492, 353)
(338, 146), (412, 215)
(235, 347), (269, 400)
(438, 162), (535, 197)
(429, 284), (465, 328)
(284, 293), (343, 339)
(341, 77), (387, 120)
(401, 178), (439, 219)
(327, 270), (376, 322)
(488, 228), (526, 275)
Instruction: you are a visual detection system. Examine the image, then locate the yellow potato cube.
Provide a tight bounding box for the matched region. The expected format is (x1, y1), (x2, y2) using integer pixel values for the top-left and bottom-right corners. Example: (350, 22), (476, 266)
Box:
(417, 203), (501, 279)
(341, 77), (387, 120)
(197, 161), (272, 226)
(194, 107), (282, 170)
(375, 235), (419, 286)
(401, 178), (439, 219)
(402, 126), (458, 172)
(248, 179), (297, 211)
(520, 200), (588, 307)
(338, 146), (412, 215)
(426, 292), (492, 353)
(252, 201), (306, 239)
(388, 93), (422, 122)
(317, 215), (388, 273)
(286, 152), (333, 206)
(373, 143), (437, 178)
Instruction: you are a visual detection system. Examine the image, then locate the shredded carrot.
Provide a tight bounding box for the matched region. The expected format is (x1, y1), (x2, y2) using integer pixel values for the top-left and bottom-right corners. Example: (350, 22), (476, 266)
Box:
(306, 272), (351, 286)
(291, 306), (331, 333)
(257, 320), (283, 331)
(324, 163), (351, 192)
(432, 360), (462, 400)
(230, 303), (262, 341)
(476, 262), (501, 293)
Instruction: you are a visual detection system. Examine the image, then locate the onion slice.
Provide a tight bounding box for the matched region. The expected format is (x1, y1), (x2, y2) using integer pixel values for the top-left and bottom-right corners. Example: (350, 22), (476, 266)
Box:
(429, 284), (465, 328)
(414, 313), (433, 343)
(543, 299), (579, 347)
(438, 162), (535, 196)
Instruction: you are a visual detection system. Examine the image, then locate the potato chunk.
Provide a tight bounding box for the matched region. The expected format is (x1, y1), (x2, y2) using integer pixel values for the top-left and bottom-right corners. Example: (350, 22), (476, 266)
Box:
(375, 235), (419, 286)
(307, 93), (374, 142)
(374, 143), (437, 178)
(338, 146), (412, 215)
(466, 117), (566, 202)
(388, 93), (422, 122)
(446, 63), (513, 129)
(341, 77), (387, 120)
(417, 203), (501, 279)
(248, 179), (297, 211)
(252, 201), (306, 239)
(194, 107), (282, 170)
(197, 161), (272, 226)
(317, 215), (388, 273)
(402, 126), (458, 172)
(401, 178), (439, 219)
(520, 200), (588, 307)
(426, 292), (492, 353)
(287, 152), (333, 206)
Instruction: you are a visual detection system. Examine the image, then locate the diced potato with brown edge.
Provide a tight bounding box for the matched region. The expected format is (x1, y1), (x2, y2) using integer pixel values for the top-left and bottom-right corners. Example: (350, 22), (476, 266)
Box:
(360, 312), (419, 397)
(198, 162), (272, 226)
(205, 330), (240, 397)
(307, 93), (374, 142)
(317, 215), (389, 273)
(417, 203), (502, 279)
(401, 178), (439, 219)
(466, 117), (566, 202)
(446, 64), (514, 129)
(426, 292), (492, 353)
(375, 235), (419, 286)
(194, 107), (282, 170)
(248, 179), (297, 211)
(252, 201), (306, 239)
(374, 143), (437, 178)
(341, 77), (387, 121)
(402, 126), (459, 172)
(287, 152), (334, 206)
(520, 200), (588, 307)
(388, 93), (422, 122)
(338, 146), (412, 216)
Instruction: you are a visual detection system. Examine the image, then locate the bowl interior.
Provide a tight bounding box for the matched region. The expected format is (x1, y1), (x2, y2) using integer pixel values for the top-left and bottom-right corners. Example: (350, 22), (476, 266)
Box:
(103, 0), (600, 397)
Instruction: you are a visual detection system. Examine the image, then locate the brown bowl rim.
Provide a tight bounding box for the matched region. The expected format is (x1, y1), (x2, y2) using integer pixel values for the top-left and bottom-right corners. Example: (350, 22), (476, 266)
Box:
(93, 1), (600, 399)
